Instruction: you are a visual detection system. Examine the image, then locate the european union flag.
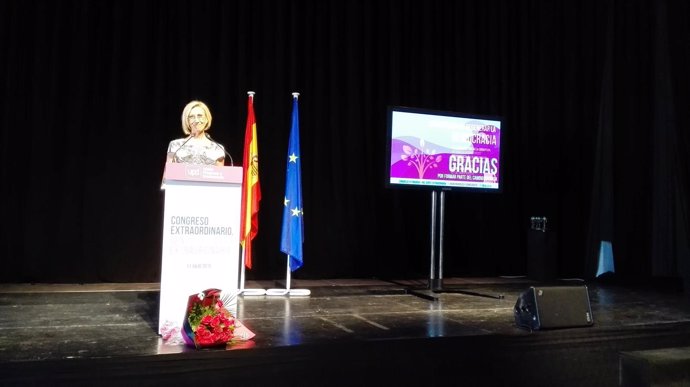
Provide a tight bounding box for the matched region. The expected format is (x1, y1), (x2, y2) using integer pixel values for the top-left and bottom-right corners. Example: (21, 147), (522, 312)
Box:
(280, 93), (304, 271)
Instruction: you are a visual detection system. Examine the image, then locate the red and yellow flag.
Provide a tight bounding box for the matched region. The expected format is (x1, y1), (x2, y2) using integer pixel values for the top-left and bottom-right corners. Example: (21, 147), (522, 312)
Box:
(240, 92), (261, 269)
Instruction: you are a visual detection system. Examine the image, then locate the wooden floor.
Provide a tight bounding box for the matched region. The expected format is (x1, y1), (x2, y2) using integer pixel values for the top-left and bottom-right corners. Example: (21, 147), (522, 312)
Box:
(1, 276), (690, 386)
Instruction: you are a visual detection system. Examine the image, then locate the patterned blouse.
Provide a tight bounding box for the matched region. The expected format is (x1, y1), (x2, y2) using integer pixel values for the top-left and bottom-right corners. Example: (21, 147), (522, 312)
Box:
(167, 137), (225, 165)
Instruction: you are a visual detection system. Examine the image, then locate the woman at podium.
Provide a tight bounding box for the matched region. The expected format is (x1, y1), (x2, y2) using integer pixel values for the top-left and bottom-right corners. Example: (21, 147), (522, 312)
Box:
(167, 100), (226, 166)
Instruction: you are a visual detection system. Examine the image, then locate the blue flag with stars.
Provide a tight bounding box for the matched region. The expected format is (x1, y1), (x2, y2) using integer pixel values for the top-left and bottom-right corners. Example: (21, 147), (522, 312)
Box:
(280, 94), (304, 271)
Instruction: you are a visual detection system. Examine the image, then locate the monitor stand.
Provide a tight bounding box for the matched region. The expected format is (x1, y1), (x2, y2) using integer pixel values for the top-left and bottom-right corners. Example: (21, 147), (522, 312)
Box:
(407, 190), (505, 301)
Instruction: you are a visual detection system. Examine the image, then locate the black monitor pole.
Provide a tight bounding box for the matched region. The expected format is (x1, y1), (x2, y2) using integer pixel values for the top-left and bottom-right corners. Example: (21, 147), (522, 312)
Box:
(431, 190), (444, 291)
(408, 190), (504, 301)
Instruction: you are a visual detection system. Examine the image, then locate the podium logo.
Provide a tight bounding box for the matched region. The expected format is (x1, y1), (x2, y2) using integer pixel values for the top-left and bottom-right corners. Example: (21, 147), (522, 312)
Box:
(185, 166), (202, 177)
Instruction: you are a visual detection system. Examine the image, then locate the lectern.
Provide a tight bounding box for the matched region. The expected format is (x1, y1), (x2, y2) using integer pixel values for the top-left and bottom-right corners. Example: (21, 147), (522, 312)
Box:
(158, 162), (243, 334)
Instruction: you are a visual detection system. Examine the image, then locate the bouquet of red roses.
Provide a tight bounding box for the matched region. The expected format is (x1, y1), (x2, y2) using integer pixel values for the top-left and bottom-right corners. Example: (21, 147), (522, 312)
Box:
(181, 288), (235, 348)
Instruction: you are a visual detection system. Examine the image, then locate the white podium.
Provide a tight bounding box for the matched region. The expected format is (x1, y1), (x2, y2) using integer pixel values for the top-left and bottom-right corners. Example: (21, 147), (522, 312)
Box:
(158, 162), (243, 334)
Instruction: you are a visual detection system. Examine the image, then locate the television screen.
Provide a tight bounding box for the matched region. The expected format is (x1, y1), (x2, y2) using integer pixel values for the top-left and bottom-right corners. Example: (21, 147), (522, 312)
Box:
(386, 106), (503, 192)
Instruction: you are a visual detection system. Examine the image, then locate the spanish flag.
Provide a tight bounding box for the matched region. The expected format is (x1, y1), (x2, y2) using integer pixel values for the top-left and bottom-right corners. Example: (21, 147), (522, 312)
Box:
(240, 92), (260, 269)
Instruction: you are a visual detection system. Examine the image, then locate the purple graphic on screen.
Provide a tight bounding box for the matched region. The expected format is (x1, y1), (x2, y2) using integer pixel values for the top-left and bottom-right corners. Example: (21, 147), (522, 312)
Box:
(390, 125), (500, 186)
(398, 139), (443, 179)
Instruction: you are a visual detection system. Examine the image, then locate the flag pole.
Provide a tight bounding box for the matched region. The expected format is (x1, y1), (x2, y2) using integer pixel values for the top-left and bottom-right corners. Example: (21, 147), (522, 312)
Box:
(286, 255), (310, 296)
(266, 92), (310, 297)
(286, 257), (291, 290)
(239, 90), (265, 297)
(240, 247), (246, 291)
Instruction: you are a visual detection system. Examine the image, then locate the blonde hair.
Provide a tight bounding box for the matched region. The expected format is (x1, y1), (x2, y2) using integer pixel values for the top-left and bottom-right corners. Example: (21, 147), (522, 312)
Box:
(181, 100), (213, 135)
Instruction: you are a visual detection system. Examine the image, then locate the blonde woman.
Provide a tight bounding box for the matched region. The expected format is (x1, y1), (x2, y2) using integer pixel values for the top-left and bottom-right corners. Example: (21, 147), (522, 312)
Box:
(166, 100), (225, 166)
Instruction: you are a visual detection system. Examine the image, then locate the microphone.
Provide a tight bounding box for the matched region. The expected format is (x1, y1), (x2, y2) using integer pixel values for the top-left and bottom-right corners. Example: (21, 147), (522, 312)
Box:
(205, 133), (234, 166)
(170, 134), (194, 163)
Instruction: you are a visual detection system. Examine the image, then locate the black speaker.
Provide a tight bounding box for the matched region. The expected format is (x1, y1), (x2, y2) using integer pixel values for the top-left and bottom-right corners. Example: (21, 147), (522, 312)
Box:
(514, 285), (594, 330)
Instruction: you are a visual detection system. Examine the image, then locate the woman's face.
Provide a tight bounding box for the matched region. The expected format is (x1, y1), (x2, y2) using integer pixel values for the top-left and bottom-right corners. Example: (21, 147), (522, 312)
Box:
(188, 106), (208, 134)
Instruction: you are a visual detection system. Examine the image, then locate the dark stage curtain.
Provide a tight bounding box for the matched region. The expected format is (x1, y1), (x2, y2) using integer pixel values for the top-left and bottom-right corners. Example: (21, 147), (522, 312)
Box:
(1, 0), (688, 285)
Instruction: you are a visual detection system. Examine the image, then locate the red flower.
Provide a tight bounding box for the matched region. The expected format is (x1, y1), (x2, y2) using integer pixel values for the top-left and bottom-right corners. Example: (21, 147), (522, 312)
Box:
(183, 289), (236, 348)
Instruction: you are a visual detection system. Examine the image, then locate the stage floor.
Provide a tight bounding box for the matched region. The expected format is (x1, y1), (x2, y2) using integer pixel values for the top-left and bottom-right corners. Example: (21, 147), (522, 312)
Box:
(1, 277), (690, 386)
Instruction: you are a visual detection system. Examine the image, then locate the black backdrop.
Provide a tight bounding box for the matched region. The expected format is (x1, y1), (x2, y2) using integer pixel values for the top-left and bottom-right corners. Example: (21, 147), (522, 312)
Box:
(1, 0), (689, 285)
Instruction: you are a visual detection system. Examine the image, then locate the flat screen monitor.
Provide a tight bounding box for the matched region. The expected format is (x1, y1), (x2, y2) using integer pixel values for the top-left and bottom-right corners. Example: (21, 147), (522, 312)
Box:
(386, 106), (504, 193)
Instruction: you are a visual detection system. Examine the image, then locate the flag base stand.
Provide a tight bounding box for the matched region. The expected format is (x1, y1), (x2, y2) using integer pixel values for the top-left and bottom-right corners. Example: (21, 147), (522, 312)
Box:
(288, 288), (311, 296)
(240, 288), (267, 296)
(265, 257), (310, 297)
(265, 288), (311, 297)
(265, 288), (288, 296)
